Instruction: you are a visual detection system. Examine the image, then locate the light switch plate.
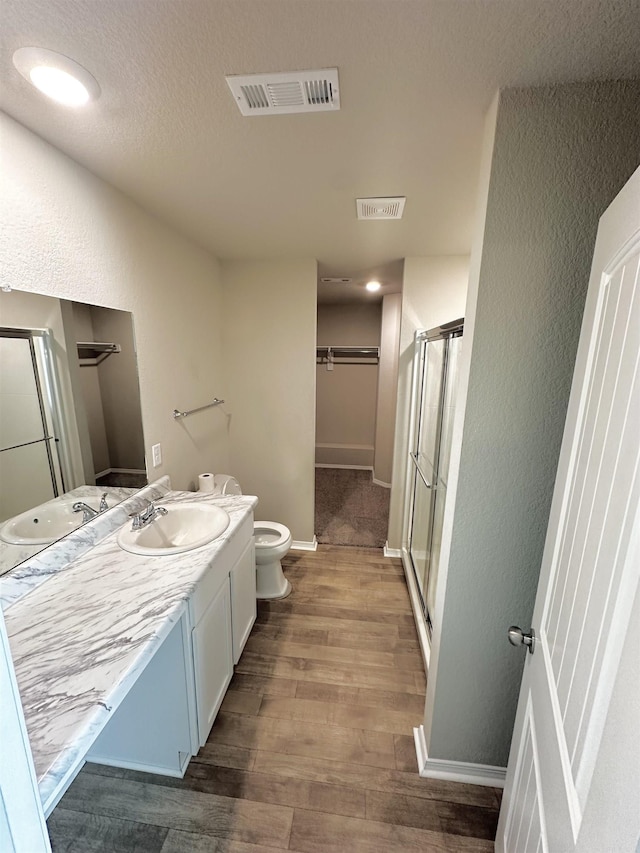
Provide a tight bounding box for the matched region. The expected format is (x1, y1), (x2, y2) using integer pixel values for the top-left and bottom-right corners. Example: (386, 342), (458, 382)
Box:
(151, 443), (162, 467)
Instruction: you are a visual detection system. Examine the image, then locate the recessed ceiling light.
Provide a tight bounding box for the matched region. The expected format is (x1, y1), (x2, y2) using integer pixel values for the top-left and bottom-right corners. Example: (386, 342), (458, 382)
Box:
(13, 47), (100, 107)
(366, 280), (382, 292)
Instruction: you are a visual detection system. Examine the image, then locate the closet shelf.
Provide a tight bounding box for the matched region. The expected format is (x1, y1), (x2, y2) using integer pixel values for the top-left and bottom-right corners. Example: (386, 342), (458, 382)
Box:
(76, 341), (121, 366)
(316, 345), (379, 364)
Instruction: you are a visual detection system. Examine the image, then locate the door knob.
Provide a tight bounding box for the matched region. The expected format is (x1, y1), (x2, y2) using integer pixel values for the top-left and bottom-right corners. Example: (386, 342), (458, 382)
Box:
(508, 626), (536, 654)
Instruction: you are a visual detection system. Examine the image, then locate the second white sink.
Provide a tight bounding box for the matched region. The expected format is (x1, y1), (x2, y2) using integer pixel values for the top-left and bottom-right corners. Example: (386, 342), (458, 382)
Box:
(117, 502), (230, 556)
(0, 497), (85, 545)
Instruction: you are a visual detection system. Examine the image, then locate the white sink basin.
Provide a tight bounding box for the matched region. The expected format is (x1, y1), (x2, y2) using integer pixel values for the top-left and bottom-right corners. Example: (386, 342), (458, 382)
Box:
(117, 502), (230, 556)
(0, 498), (85, 545)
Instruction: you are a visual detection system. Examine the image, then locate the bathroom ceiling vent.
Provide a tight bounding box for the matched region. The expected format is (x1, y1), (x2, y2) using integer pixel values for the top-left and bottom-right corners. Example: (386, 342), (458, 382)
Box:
(226, 68), (340, 116)
(356, 197), (406, 220)
(320, 277), (353, 284)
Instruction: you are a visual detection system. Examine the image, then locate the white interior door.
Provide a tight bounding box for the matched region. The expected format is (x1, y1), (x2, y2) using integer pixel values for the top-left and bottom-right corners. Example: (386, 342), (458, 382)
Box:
(0, 609), (51, 852)
(496, 165), (640, 852)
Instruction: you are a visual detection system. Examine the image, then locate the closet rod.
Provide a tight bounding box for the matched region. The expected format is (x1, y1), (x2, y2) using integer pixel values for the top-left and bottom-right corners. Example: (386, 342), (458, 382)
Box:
(316, 345), (380, 360)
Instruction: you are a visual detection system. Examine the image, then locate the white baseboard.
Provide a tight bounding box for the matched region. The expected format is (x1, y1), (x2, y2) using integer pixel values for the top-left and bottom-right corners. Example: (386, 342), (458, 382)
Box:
(372, 477), (392, 488)
(86, 753), (189, 779)
(315, 464), (373, 471)
(315, 443), (374, 468)
(413, 725), (506, 788)
(95, 467), (146, 477)
(291, 536), (318, 551)
(383, 542), (402, 558)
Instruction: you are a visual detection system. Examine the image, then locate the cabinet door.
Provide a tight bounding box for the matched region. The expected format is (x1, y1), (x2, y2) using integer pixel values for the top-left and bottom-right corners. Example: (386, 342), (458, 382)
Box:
(230, 539), (257, 664)
(192, 575), (233, 747)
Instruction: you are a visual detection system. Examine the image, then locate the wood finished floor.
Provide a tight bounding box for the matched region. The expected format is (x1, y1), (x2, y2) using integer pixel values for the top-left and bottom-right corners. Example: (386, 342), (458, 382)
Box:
(48, 546), (500, 852)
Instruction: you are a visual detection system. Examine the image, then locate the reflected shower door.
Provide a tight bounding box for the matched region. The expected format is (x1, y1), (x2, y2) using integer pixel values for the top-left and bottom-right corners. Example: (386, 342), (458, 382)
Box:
(0, 330), (63, 522)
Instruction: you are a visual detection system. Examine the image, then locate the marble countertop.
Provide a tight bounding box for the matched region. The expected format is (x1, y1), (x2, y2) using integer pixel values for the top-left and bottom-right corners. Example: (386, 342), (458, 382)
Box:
(3, 487), (257, 814)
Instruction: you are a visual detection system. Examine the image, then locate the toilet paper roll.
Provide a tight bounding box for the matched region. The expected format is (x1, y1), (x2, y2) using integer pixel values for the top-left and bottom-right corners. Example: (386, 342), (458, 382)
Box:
(198, 473), (215, 493)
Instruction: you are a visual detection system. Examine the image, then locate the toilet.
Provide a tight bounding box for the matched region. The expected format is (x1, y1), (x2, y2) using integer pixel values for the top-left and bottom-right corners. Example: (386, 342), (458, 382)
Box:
(212, 475), (292, 600)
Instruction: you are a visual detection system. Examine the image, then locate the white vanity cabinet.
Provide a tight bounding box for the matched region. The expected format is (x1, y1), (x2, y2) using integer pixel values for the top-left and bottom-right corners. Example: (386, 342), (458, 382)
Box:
(230, 537), (257, 664)
(189, 512), (255, 747)
(190, 573), (233, 747)
(87, 613), (195, 777)
(87, 509), (256, 773)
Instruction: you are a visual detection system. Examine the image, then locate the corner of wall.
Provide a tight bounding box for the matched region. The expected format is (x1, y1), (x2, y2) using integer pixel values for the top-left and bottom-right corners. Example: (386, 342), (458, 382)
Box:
(422, 91), (499, 751)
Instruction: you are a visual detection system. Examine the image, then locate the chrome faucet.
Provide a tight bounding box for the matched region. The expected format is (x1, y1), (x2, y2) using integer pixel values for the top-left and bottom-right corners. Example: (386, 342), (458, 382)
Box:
(129, 502), (168, 531)
(72, 501), (99, 523)
(72, 493), (109, 524)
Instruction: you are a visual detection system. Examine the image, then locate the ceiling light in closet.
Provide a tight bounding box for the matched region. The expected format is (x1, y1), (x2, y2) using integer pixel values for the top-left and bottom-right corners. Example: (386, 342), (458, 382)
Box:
(366, 281), (382, 292)
(13, 47), (100, 107)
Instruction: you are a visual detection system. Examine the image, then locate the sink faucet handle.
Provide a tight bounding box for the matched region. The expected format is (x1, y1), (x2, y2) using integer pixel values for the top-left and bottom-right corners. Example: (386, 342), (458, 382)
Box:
(129, 500), (155, 530)
(141, 501), (156, 520)
(99, 493), (109, 512)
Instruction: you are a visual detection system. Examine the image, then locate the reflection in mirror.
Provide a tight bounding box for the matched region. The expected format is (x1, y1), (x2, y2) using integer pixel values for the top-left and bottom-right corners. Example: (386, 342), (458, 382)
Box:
(0, 290), (147, 572)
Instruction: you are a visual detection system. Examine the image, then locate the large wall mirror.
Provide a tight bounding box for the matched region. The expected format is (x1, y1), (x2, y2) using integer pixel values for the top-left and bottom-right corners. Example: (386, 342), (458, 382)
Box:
(0, 289), (147, 572)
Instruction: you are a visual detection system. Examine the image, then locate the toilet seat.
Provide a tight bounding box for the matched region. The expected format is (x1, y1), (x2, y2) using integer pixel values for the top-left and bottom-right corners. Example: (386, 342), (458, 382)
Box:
(253, 521), (292, 599)
(206, 472), (292, 600)
(254, 521), (291, 548)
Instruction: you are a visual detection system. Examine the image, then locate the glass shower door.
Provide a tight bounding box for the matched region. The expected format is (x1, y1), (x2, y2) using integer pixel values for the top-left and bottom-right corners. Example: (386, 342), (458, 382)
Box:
(424, 334), (461, 619)
(409, 337), (445, 610)
(408, 321), (463, 633)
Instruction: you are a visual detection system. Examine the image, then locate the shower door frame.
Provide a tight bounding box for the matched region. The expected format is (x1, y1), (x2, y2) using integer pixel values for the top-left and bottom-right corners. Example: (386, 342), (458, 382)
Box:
(406, 319), (463, 635)
(0, 326), (72, 501)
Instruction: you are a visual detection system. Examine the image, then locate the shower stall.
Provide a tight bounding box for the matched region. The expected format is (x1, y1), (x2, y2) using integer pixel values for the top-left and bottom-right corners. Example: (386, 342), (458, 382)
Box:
(406, 318), (463, 635)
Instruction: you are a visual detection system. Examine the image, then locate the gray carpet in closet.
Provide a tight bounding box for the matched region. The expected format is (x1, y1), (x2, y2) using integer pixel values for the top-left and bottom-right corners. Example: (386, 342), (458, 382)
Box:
(314, 468), (390, 548)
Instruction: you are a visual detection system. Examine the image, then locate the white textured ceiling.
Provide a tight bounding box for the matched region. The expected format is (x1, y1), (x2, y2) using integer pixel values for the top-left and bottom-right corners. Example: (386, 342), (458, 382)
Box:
(1, 0), (639, 294)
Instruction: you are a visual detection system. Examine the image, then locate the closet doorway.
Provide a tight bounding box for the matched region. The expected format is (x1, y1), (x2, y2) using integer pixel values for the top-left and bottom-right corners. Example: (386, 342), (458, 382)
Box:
(314, 275), (402, 549)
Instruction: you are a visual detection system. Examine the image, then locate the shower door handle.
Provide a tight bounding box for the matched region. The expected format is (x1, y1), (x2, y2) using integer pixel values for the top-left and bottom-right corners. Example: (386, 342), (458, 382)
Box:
(410, 452), (434, 489)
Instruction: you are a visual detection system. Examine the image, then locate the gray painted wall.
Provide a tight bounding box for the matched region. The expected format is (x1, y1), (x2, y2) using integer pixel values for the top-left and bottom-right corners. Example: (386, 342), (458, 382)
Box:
(426, 81), (640, 767)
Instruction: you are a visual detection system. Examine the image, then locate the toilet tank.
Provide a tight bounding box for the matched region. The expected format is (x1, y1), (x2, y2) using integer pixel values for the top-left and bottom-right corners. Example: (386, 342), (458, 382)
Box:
(213, 474), (242, 496)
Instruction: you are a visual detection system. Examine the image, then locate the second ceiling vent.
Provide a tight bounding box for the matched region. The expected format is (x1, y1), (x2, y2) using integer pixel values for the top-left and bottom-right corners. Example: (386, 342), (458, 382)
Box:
(226, 68), (340, 116)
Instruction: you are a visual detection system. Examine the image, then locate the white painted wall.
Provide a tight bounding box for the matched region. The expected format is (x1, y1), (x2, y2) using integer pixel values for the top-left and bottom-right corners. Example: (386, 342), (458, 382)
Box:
(0, 114), (228, 491)
(387, 257), (469, 550)
(316, 303), (382, 346)
(91, 306), (145, 472)
(222, 260), (317, 543)
(374, 293), (402, 486)
(70, 303), (110, 475)
(425, 81), (640, 769)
